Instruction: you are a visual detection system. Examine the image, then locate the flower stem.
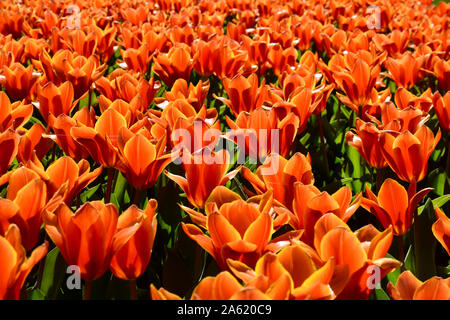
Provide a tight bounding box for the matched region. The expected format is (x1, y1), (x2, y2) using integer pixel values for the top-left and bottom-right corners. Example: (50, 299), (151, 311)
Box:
(130, 279), (137, 300)
(105, 167), (115, 203)
(83, 280), (92, 300)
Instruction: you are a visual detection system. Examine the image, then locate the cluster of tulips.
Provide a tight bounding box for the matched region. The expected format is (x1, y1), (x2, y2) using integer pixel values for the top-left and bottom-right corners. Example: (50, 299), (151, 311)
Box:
(0, 0), (449, 300)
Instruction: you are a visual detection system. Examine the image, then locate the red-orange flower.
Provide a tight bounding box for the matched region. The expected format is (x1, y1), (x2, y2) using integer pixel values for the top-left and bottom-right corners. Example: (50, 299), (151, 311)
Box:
(44, 201), (142, 281)
(361, 179), (432, 235)
(433, 91), (450, 131)
(379, 125), (441, 183)
(36, 81), (76, 124)
(384, 52), (425, 89)
(0, 129), (19, 176)
(433, 207), (450, 256)
(0, 91), (33, 132)
(153, 44), (193, 87)
(0, 224), (48, 300)
(388, 271), (450, 300)
(110, 200), (158, 280)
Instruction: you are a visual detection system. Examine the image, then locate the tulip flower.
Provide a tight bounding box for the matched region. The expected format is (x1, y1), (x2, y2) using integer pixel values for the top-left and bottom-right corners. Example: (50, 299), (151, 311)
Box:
(17, 122), (54, 164)
(0, 169), (47, 250)
(388, 271), (450, 300)
(379, 125), (441, 183)
(117, 128), (173, 190)
(314, 213), (401, 299)
(242, 152), (314, 209)
(163, 79), (209, 112)
(71, 108), (128, 169)
(361, 179), (432, 235)
(38, 49), (106, 99)
(290, 183), (361, 245)
(36, 81), (76, 124)
(110, 200), (158, 280)
(153, 44), (193, 87)
(432, 207), (450, 256)
(333, 59), (380, 114)
(121, 44), (151, 74)
(0, 91), (33, 132)
(384, 52), (425, 89)
(225, 107), (300, 159)
(394, 87), (433, 113)
(166, 148), (240, 209)
(44, 201), (142, 281)
(378, 102), (429, 133)
(171, 117), (221, 154)
(48, 107), (96, 162)
(1, 63), (39, 102)
(182, 187), (297, 270)
(0, 129), (19, 176)
(433, 91), (450, 132)
(345, 118), (387, 169)
(0, 224), (48, 300)
(216, 73), (268, 116)
(227, 245), (339, 300)
(43, 156), (102, 206)
(433, 56), (450, 91)
(267, 44), (298, 76)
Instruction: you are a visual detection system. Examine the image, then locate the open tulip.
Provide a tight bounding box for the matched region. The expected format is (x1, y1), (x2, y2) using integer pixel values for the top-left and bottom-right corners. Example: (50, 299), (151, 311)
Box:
(388, 271), (450, 300)
(0, 224), (48, 300)
(0, 168), (47, 250)
(242, 152), (314, 210)
(153, 44), (193, 87)
(290, 183), (361, 245)
(166, 148), (240, 209)
(1, 63), (39, 102)
(379, 125), (441, 183)
(36, 81), (76, 124)
(110, 200), (158, 280)
(0, 91), (33, 132)
(0, 129), (19, 176)
(182, 187), (296, 270)
(44, 201), (142, 280)
(361, 179), (432, 235)
(384, 52), (424, 89)
(117, 128), (173, 190)
(314, 213), (401, 299)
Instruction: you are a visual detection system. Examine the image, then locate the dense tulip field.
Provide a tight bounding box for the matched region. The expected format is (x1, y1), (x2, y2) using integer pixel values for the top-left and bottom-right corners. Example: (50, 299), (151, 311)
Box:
(0, 0), (449, 301)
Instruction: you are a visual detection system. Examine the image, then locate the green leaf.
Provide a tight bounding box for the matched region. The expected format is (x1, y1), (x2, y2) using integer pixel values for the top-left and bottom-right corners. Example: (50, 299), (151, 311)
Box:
(40, 247), (67, 299)
(385, 253), (401, 285)
(373, 287), (391, 300)
(418, 194), (450, 215)
(80, 184), (100, 203)
(414, 198), (437, 281)
(404, 244), (415, 274)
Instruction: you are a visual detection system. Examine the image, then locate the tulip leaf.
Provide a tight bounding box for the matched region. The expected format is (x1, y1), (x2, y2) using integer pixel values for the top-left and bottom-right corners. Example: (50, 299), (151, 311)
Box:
(404, 244), (415, 274)
(427, 168), (449, 196)
(39, 247), (68, 300)
(417, 194), (450, 216)
(413, 198), (437, 281)
(80, 184), (100, 203)
(372, 287), (390, 300)
(385, 254), (401, 285)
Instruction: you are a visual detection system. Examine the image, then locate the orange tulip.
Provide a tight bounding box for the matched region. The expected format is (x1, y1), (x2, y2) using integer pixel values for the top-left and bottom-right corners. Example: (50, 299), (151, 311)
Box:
(1, 63), (39, 102)
(345, 118), (387, 169)
(38, 49), (106, 99)
(163, 79), (209, 112)
(0, 224), (48, 300)
(384, 52), (425, 89)
(228, 245), (339, 300)
(361, 179), (432, 235)
(433, 56), (450, 91)
(71, 108), (128, 169)
(267, 44), (298, 77)
(290, 183), (361, 246)
(182, 187), (296, 269)
(216, 73), (268, 116)
(0, 168), (47, 250)
(225, 107), (300, 159)
(242, 152), (314, 210)
(166, 149), (240, 209)
(150, 284), (182, 300)
(433, 91), (450, 131)
(44, 201), (142, 281)
(121, 44), (152, 74)
(36, 81), (76, 124)
(314, 213), (401, 299)
(379, 125), (441, 183)
(0, 91), (33, 132)
(388, 271), (450, 300)
(333, 59), (380, 113)
(117, 128), (173, 190)
(48, 107), (96, 162)
(153, 44), (193, 87)
(394, 87), (433, 113)
(0, 129), (19, 175)
(17, 122), (54, 164)
(432, 207), (450, 256)
(378, 102), (429, 133)
(110, 200), (158, 280)
(43, 156), (102, 206)
(171, 117), (221, 154)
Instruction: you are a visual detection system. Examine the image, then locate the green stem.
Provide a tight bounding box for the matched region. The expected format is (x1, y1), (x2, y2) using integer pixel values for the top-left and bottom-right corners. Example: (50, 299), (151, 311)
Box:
(397, 235), (405, 271)
(317, 114), (330, 176)
(105, 167), (115, 203)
